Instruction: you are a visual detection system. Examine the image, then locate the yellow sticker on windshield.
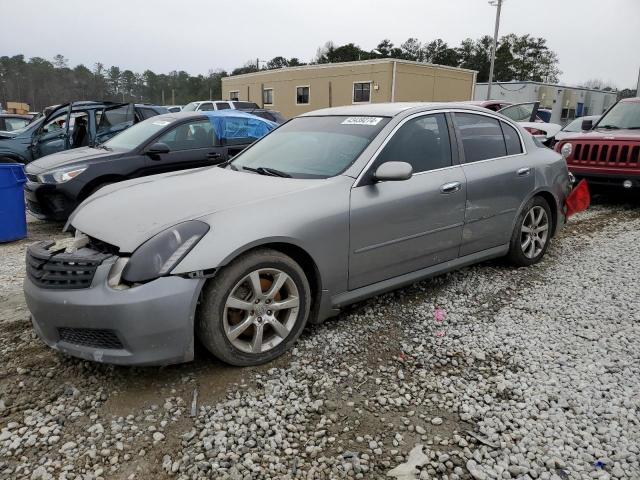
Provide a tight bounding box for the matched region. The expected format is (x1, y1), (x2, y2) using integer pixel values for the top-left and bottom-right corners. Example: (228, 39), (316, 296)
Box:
(342, 117), (383, 126)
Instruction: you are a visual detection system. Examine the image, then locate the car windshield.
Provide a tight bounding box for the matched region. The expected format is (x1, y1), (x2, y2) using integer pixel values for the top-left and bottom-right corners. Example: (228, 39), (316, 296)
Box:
(230, 115), (390, 179)
(11, 117), (43, 135)
(562, 117), (585, 132)
(596, 102), (640, 129)
(103, 117), (175, 150)
(182, 102), (199, 112)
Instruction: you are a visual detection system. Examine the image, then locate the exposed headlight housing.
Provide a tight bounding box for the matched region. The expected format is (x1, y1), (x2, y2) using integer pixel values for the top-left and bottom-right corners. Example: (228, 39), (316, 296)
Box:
(560, 143), (573, 159)
(38, 165), (88, 184)
(121, 221), (209, 283)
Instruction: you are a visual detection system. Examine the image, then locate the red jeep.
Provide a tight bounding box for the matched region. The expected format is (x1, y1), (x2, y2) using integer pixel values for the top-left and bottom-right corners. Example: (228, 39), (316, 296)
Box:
(555, 97), (640, 190)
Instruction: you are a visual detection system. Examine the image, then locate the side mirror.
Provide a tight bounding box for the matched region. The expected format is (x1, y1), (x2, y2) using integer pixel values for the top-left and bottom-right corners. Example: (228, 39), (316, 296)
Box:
(374, 161), (413, 182)
(146, 142), (170, 155)
(581, 119), (593, 131)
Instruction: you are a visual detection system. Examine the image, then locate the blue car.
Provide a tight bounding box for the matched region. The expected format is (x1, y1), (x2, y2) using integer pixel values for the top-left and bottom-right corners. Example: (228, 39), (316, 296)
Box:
(24, 110), (277, 220)
(0, 102), (168, 164)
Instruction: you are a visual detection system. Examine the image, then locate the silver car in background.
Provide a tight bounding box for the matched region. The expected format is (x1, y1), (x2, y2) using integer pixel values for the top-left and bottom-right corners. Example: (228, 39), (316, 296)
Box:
(24, 103), (571, 367)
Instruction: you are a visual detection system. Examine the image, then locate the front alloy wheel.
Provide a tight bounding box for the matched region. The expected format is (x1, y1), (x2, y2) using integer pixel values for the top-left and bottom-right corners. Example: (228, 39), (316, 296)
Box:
(520, 206), (549, 259)
(507, 196), (552, 267)
(224, 268), (300, 354)
(197, 249), (310, 366)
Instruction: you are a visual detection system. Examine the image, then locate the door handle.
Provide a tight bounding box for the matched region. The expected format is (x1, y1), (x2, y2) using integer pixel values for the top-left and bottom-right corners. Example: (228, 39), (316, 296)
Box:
(440, 181), (462, 194)
(207, 152), (222, 160)
(517, 167), (532, 177)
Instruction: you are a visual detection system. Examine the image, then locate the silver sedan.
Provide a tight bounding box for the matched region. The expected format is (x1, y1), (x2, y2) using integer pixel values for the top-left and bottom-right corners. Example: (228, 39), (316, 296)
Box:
(24, 103), (571, 366)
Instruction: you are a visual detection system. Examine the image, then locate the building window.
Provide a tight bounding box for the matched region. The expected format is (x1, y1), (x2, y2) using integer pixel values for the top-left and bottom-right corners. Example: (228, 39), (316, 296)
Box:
(229, 91), (239, 101)
(263, 88), (273, 105)
(353, 82), (371, 103)
(296, 86), (309, 105)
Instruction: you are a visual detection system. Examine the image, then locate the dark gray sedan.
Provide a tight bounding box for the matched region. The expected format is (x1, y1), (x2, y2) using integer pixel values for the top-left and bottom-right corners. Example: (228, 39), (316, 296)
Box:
(24, 103), (571, 367)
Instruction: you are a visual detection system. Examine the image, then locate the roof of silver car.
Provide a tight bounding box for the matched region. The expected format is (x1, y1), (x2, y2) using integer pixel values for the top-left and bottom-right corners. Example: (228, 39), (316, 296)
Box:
(300, 102), (491, 117)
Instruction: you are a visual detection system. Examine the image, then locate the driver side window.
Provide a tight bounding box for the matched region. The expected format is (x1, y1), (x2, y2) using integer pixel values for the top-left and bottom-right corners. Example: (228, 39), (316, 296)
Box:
(373, 113), (452, 175)
(42, 113), (68, 134)
(155, 120), (217, 151)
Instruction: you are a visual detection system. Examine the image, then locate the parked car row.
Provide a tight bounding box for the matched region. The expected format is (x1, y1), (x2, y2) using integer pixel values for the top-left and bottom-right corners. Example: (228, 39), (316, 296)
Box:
(23, 102), (572, 368)
(0, 102), (169, 164)
(24, 110), (277, 220)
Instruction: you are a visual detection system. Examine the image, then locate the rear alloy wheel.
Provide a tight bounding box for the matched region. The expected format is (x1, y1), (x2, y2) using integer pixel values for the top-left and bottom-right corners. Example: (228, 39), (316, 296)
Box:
(197, 249), (310, 366)
(507, 196), (552, 266)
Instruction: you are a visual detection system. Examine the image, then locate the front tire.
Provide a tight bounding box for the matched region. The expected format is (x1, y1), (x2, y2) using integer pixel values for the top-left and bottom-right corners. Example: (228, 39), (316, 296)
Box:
(197, 249), (311, 366)
(507, 196), (552, 267)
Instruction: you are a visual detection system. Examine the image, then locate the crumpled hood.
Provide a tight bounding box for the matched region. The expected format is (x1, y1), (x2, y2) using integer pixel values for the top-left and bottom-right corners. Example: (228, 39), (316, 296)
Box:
(26, 147), (122, 174)
(69, 167), (322, 252)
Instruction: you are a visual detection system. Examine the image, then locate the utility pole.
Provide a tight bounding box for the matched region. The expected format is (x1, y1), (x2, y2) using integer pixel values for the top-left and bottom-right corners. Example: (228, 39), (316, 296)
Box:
(172, 89), (175, 105)
(486, 0), (503, 100)
(636, 66), (640, 95)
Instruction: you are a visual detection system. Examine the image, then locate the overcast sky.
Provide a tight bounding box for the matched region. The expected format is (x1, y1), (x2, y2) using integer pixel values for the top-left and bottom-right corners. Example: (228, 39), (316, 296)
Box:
(2, 0), (639, 88)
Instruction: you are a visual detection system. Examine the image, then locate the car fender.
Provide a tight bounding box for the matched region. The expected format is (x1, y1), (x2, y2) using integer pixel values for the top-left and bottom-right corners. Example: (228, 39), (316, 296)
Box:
(171, 177), (353, 295)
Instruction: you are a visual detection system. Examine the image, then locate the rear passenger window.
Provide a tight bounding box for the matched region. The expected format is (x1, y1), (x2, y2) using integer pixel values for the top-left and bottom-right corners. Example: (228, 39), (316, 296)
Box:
(501, 122), (523, 155)
(215, 103), (231, 110)
(199, 103), (214, 111)
(375, 113), (451, 174)
(455, 113), (507, 162)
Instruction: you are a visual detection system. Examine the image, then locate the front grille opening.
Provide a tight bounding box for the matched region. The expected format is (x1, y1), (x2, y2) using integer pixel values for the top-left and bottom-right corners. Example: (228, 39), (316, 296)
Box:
(87, 236), (120, 255)
(599, 145), (609, 162)
(590, 145), (599, 162)
(631, 146), (640, 164)
(58, 327), (124, 349)
(26, 241), (114, 290)
(573, 144), (582, 161)
(610, 145), (619, 163)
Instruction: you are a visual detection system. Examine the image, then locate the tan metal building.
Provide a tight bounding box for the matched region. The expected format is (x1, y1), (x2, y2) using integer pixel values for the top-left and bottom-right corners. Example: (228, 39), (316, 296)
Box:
(222, 59), (477, 119)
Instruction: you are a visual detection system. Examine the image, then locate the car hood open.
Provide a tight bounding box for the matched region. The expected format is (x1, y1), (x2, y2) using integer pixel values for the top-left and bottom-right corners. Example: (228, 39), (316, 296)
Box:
(69, 167), (323, 252)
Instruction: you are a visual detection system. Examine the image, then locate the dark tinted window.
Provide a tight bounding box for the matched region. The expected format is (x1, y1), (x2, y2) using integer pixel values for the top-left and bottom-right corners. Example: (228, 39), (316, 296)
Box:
(353, 82), (371, 103)
(455, 113), (506, 162)
(233, 101), (259, 109)
(296, 87), (309, 104)
(375, 113), (451, 174)
(216, 103), (231, 110)
(500, 122), (523, 155)
(156, 120), (217, 151)
(198, 103), (214, 111)
(138, 108), (158, 120)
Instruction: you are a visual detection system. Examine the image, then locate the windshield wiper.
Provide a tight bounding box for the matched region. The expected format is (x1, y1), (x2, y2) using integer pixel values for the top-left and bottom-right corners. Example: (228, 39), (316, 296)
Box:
(242, 166), (291, 178)
(596, 125), (620, 130)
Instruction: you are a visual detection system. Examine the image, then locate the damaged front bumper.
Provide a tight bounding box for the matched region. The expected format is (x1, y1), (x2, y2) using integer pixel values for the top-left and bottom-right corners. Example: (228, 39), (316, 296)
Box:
(24, 243), (204, 366)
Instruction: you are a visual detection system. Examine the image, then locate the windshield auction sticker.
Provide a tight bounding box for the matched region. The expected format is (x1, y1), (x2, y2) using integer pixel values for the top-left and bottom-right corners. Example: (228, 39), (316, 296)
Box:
(342, 117), (383, 126)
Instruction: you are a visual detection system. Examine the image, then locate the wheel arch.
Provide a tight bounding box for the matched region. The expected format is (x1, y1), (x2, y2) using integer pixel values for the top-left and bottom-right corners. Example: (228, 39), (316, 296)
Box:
(208, 240), (324, 322)
(78, 174), (126, 201)
(532, 189), (559, 236)
(513, 188), (559, 238)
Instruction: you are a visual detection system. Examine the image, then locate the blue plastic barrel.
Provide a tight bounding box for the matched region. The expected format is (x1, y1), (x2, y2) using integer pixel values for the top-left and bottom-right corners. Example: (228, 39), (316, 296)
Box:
(0, 163), (27, 242)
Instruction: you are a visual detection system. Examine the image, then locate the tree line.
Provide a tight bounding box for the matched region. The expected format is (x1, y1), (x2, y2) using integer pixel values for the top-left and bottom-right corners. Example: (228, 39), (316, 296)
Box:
(0, 34), (631, 113)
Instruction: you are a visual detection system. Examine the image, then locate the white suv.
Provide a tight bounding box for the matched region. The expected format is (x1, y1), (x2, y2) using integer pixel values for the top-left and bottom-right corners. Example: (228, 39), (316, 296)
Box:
(182, 100), (259, 112)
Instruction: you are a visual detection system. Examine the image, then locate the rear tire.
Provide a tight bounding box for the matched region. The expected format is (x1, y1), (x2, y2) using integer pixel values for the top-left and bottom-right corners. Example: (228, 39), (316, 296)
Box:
(507, 196), (552, 267)
(197, 249), (311, 366)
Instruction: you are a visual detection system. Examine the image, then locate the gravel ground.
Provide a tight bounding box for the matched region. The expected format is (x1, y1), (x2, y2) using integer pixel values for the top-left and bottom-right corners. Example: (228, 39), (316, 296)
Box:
(1, 197), (639, 480)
